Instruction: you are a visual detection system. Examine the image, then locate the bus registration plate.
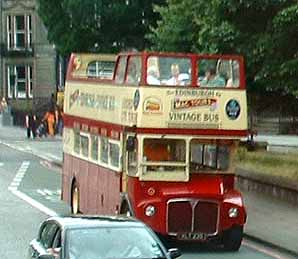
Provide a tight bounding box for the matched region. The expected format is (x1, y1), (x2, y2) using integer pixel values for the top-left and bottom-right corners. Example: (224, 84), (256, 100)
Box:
(178, 232), (207, 241)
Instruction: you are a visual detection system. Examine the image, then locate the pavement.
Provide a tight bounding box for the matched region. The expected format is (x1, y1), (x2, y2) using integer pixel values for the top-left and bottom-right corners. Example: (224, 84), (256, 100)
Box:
(1, 123), (298, 255)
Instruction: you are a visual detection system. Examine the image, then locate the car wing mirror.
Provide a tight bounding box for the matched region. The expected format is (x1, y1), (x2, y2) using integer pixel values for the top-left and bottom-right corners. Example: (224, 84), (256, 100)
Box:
(38, 254), (55, 259)
(126, 136), (136, 152)
(167, 248), (181, 258)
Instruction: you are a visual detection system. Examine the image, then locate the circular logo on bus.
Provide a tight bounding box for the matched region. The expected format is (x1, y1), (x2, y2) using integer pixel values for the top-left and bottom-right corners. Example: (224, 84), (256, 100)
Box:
(133, 89), (140, 110)
(226, 99), (240, 120)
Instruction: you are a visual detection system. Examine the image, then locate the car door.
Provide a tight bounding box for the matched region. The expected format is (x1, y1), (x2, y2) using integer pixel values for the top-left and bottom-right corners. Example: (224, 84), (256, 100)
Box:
(29, 220), (59, 259)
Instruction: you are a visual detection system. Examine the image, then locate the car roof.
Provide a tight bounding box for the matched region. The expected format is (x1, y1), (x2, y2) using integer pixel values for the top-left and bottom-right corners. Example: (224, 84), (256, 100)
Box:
(46, 215), (146, 230)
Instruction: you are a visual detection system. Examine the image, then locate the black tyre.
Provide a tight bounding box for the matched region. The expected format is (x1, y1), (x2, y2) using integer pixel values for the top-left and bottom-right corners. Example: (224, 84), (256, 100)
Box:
(223, 225), (243, 251)
(71, 182), (80, 214)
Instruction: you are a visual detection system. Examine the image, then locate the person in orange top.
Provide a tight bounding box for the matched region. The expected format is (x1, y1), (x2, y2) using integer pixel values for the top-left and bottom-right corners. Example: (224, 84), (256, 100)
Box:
(43, 110), (55, 136)
(144, 142), (170, 161)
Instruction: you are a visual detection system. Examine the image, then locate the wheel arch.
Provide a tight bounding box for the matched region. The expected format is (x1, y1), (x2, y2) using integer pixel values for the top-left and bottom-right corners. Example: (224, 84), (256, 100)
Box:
(70, 177), (80, 214)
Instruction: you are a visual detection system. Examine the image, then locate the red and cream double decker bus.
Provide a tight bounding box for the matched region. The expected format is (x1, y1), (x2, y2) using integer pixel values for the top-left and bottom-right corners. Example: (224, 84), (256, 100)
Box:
(62, 51), (248, 251)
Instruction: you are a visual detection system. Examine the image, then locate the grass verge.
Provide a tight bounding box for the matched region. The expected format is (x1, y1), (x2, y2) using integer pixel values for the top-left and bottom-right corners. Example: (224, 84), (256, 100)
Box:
(235, 147), (298, 181)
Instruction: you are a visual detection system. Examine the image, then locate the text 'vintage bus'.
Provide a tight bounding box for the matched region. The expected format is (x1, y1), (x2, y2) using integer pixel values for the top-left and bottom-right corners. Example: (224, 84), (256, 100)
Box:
(62, 51), (248, 251)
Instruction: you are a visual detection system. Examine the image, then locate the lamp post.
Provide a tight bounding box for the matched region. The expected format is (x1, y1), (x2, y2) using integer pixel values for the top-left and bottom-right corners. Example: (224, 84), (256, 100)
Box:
(0, 0), (3, 98)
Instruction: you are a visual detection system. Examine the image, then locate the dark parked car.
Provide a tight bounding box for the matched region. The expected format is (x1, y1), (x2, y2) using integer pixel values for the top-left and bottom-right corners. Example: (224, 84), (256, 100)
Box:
(28, 215), (181, 259)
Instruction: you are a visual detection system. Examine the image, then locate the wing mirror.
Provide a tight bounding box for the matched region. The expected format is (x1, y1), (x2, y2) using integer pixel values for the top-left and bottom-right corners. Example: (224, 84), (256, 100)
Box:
(38, 254), (55, 259)
(167, 248), (181, 258)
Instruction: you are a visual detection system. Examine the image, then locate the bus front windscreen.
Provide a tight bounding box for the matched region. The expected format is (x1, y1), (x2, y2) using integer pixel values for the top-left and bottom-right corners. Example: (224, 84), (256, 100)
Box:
(142, 138), (186, 172)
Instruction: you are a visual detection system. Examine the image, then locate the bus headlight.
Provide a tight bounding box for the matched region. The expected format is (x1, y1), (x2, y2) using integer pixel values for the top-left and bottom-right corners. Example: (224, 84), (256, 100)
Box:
(145, 205), (156, 217)
(228, 207), (239, 218)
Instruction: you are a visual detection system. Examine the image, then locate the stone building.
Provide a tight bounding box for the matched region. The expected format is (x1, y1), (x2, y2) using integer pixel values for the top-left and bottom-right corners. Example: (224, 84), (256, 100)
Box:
(0, 0), (59, 123)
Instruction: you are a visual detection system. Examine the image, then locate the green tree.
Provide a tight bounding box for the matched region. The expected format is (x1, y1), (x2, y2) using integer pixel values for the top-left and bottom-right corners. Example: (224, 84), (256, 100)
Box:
(149, 0), (298, 95)
(37, 0), (164, 55)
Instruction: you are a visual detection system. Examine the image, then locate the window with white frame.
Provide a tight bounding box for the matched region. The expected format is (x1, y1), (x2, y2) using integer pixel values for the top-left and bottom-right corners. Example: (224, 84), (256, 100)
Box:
(100, 137), (109, 164)
(74, 131), (80, 154)
(7, 65), (33, 99)
(87, 60), (115, 79)
(99, 136), (121, 170)
(109, 141), (120, 168)
(7, 14), (32, 49)
(72, 130), (122, 171)
(80, 134), (89, 158)
(90, 135), (99, 161)
(28, 66), (33, 98)
(190, 141), (231, 171)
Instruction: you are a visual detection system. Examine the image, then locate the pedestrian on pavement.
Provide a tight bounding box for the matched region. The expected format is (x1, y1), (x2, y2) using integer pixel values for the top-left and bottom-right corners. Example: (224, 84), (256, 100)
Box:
(36, 120), (47, 138)
(25, 111), (37, 139)
(0, 97), (8, 113)
(43, 109), (55, 136)
(55, 106), (64, 136)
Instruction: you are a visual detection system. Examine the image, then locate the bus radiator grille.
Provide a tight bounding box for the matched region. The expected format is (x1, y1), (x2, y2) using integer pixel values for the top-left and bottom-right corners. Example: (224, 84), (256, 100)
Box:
(167, 200), (218, 235)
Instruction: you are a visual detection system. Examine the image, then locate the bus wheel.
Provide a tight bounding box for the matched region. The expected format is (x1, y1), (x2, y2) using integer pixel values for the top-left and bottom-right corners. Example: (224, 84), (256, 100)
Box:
(120, 202), (132, 216)
(71, 182), (80, 214)
(223, 225), (243, 251)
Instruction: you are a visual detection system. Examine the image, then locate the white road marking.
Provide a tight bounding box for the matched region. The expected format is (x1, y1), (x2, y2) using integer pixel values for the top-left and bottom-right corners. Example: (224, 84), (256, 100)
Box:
(46, 154), (61, 161)
(243, 239), (292, 259)
(10, 189), (57, 216)
(37, 189), (47, 196)
(8, 161), (57, 216)
(8, 161), (30, 189)
(0, 141), (60, 165)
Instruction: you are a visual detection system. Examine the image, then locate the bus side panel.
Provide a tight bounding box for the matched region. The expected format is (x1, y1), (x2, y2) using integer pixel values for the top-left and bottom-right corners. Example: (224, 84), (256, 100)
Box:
(78, 157), (89, 213)
(73, 157), (121, 215)
(107, 171), (121, 214)
(87, 163), (99, 214)
(96, 167), (121, 215)
(62, 153), (72, 204)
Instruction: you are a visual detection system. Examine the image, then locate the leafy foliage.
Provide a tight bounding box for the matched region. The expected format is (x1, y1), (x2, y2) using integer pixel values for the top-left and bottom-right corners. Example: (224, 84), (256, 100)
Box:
(37, 0), (164, 55)
(149, 0), (298, 95)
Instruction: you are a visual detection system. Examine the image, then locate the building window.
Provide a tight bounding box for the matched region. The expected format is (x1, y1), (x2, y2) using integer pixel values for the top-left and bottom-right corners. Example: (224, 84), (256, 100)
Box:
(7, 65), (33, 99)
(28, 66), (33, 98)
(7, 15), (32, 49)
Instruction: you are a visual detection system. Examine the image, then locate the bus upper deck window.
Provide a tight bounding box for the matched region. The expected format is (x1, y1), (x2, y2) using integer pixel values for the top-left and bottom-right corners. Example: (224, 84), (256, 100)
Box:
(198, 59), (240, 88)
(126, 56), (141, 85)
(115, 56), (127, 84)
(147, 56), (191, 86)
(87, 61), (115, 79)
(226, 60), (240, 88)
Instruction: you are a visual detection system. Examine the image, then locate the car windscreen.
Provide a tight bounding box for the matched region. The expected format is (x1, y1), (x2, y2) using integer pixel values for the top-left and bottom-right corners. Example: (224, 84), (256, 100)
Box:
(65, 226), (165, 259)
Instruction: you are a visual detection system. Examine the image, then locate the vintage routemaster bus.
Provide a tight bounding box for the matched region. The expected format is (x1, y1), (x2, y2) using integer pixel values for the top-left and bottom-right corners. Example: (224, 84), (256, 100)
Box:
(62, 51), (248, 251)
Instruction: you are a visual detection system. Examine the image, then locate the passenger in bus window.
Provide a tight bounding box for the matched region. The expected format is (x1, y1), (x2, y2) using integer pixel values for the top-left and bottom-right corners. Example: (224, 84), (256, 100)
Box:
(226, 60), (240, 88)
(147, 66), (161, 85)
(200, 67), (225, 87)
(165, 63), (190, 86)
(166, 63), (181, 85)
(126, 62), (139, 85)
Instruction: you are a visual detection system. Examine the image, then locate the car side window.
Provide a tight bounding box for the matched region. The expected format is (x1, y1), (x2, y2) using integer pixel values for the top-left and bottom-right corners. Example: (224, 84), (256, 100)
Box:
(39, 222), (59, 249)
